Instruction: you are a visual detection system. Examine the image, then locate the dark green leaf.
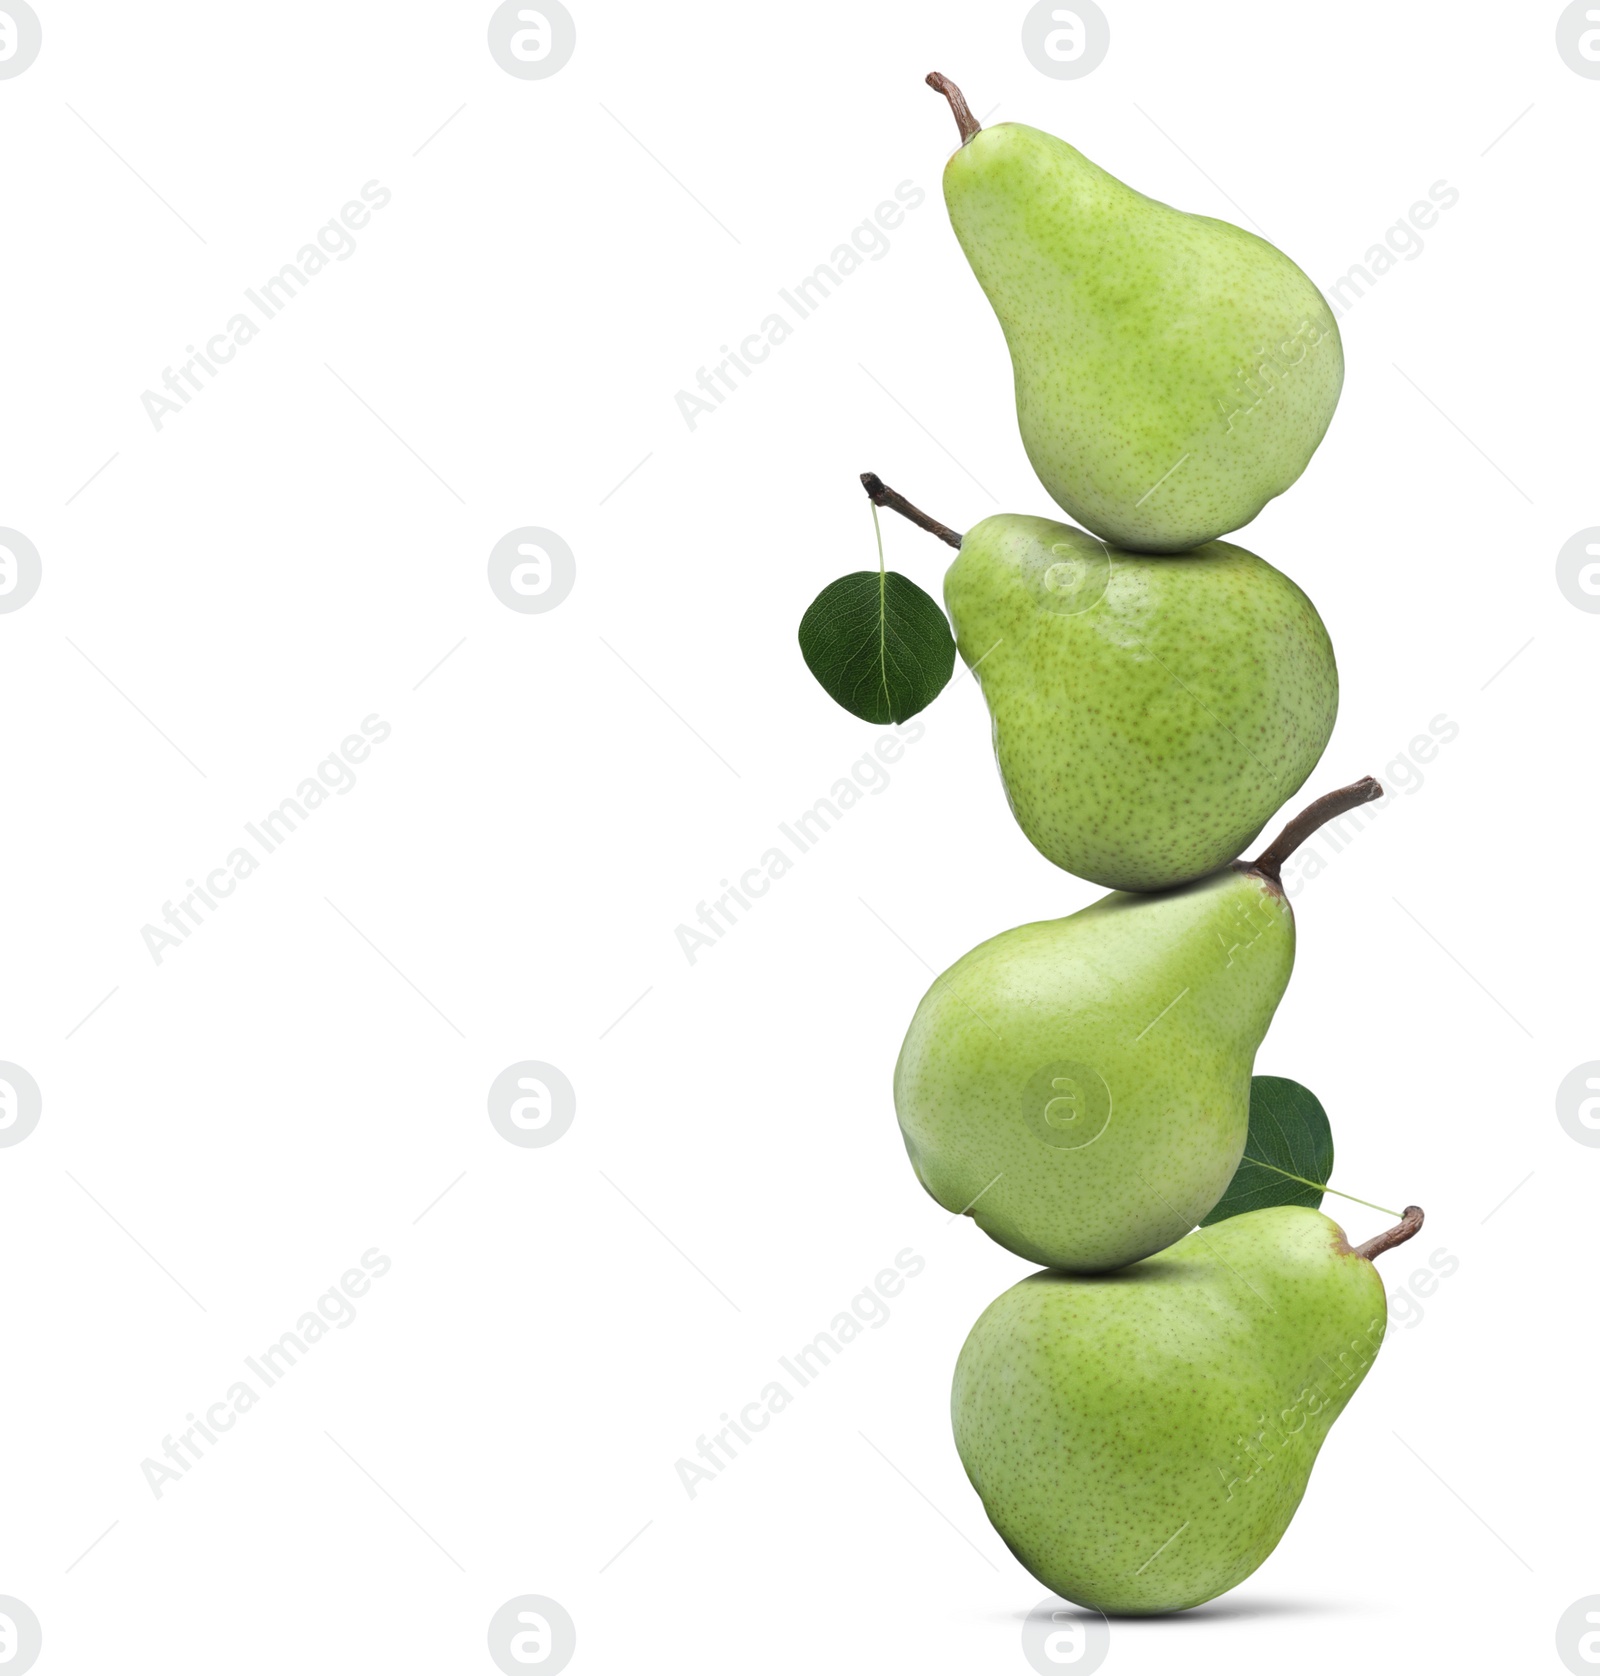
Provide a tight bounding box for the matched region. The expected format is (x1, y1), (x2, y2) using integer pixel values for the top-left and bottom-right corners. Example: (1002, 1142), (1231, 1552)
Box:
(1201, 1076), (1335, 1226)
(798, 570), (956, 725)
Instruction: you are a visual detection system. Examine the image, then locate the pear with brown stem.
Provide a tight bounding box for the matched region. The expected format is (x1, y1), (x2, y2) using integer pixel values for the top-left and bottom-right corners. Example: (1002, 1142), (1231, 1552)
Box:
(953, 1203), (1424, 1612)
(927, 71), (1343, 553)
(895, 778), (1382, 1272)
(863, 472), (1338, 893)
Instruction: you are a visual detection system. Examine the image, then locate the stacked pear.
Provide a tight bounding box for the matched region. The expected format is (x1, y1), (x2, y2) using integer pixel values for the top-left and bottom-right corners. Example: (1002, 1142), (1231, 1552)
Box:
(894, 779), (1377, 1271)
(945, 512), (1336, 891)
(952, 1205), (1423, 1614)
(929, 73), (1342, 553)
(859, 478), (1339, 892)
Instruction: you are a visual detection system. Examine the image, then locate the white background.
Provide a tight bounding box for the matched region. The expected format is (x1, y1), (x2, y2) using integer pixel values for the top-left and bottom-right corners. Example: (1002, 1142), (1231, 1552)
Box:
(0, 2), (1592, 1672)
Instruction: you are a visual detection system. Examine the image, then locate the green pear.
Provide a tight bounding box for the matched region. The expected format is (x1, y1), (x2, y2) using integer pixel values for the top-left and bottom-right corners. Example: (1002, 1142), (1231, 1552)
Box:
(928, 73), (1343, 554)
(952, 1203), (1424, 1614)
(954, 508), (1335, 892)
(894, 778), (1380, 1273)
(862, 475), (1338, 892)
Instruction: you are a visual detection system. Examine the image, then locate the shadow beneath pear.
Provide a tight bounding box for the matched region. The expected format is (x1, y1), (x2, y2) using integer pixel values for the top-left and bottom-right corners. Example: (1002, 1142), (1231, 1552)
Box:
(1163, 1596), (1359, 1622)
(994, 1595), (1362, 1627)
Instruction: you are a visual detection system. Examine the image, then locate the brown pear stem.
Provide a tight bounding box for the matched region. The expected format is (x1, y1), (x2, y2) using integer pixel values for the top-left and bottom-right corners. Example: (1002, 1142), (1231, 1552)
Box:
(1249, 776), (1383, 883)
(927, 72), (981, 143)
(1353, 1205), (1424, 1262)
(861, 472), (963, 550)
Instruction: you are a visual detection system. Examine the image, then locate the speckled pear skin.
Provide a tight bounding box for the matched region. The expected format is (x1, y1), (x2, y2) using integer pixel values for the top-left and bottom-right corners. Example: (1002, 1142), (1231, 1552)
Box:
(942, 123), (1343, 553)
(894, 865), (1294, 1272)
(952, 1207), (1388, 1615)
(945, 514), (1337, 892)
